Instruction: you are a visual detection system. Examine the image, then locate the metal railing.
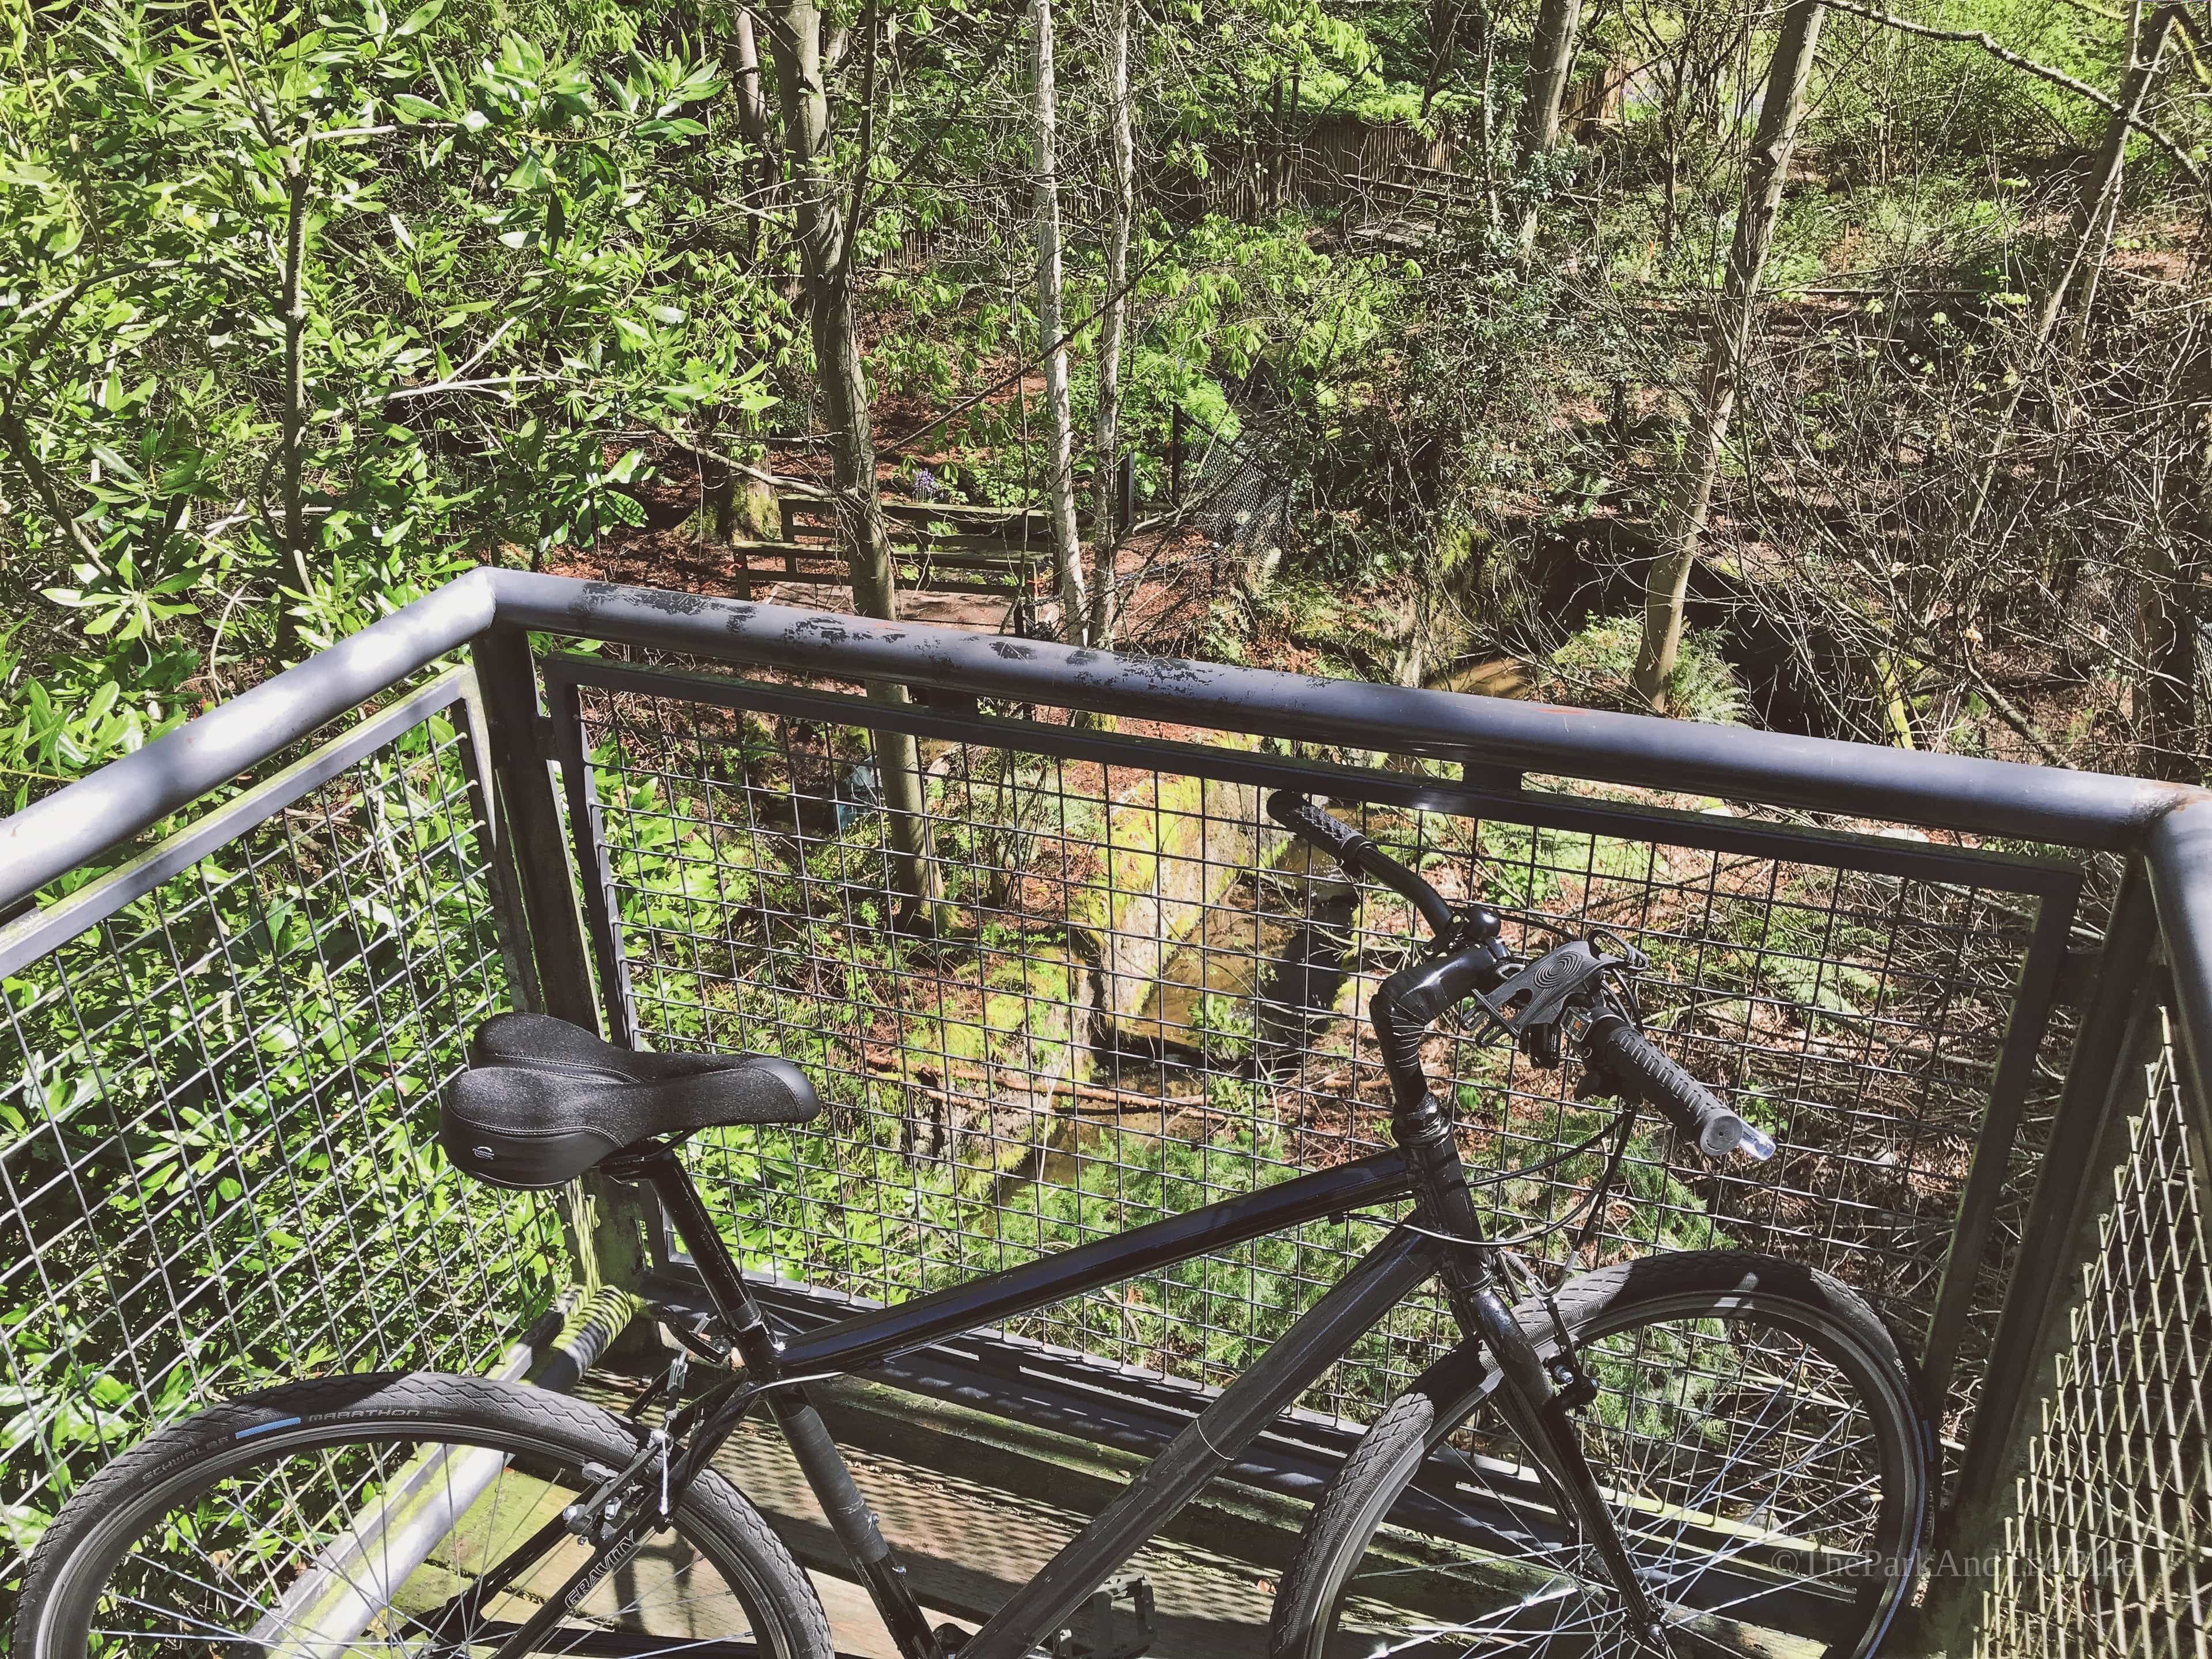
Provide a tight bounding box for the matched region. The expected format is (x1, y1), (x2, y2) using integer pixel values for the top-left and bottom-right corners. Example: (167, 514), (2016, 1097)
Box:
(0, 663), (561, 1582)
(0, 566), (2206, 1655)
(1972, 1012), (2211, 1658)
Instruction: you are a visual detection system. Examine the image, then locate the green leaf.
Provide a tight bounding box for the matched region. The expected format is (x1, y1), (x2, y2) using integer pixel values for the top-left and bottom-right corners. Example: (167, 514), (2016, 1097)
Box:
(393, 0), (446, 35)
(597, 489), (646, 527)
(391, 92), (444, 123)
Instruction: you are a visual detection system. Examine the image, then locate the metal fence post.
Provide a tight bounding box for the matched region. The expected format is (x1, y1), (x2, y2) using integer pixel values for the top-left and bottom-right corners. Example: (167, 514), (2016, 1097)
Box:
(469, 624), (658, 1338)
(471, 626), (597, 1028)
(453, 666), (544, 1016)
(1924, 862), (2162, 1652)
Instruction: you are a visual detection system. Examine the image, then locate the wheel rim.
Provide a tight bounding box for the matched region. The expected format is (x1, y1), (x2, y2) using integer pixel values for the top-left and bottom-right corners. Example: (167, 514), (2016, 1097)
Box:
(32, 1418), (789, 1657)
(1317, 1291), (1922, 1659)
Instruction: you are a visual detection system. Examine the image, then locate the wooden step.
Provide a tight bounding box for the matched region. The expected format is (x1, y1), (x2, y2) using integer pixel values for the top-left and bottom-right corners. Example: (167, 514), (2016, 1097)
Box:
(720, 541), (1044, 599)
(781, 498), (1090, 543)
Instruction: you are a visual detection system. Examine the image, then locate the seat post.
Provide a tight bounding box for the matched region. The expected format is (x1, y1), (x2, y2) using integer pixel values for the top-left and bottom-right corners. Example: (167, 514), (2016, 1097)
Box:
(626, 1143), (783, 1376)
(625, 1142), (953, 1659)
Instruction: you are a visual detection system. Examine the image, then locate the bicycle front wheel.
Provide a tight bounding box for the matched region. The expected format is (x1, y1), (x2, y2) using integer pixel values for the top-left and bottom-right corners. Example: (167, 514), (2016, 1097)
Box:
(12, 1370), (833, 1658)
(1270, 1252), (1932, 1659)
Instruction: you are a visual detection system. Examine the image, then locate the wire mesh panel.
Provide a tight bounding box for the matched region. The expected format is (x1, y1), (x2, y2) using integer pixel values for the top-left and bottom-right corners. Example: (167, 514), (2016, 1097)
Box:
(0, 672), (561, 1595)
(551, 654), (2077, 1455)
(1975, 1020), (2212, 1659)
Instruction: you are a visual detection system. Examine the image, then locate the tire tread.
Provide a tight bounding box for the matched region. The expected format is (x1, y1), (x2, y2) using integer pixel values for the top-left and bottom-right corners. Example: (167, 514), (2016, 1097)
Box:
(12, 1370), (834, 1659)
(1267, 1250), (1931, 1659)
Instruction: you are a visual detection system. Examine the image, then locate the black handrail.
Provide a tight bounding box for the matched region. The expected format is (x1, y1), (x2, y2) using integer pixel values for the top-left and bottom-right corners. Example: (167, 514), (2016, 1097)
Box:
(2, 572), (2198, 919)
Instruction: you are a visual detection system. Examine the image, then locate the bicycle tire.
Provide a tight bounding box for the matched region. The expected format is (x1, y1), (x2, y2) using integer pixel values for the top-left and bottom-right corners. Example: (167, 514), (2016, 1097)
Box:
(1269, 1251), (1933, 1659)
(12, 1369), (835, 1659)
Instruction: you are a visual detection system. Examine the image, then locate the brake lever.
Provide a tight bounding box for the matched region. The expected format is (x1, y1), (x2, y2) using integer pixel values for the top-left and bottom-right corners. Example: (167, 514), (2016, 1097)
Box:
(1462, 938), (1640, 1048)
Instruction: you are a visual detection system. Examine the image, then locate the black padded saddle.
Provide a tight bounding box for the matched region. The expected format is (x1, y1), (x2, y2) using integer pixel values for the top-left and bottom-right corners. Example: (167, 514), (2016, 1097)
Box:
(441, 1013), (820, 1190)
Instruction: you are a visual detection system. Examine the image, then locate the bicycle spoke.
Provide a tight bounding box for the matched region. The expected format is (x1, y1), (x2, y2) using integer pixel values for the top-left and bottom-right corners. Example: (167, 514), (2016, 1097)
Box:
(1317, 1285), (1911, 1659)
(37, 1414), (782, 1659)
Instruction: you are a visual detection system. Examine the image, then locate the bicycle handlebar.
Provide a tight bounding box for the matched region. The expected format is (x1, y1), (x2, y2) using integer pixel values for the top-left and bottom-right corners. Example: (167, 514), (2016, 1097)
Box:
(1266, 791), (1455, 938)
(1585, 1012), (1775, 1161)
(1267, 792), (1772, 1162)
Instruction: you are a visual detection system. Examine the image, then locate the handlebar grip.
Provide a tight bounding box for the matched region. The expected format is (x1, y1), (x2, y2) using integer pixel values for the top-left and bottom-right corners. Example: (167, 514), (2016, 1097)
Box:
(1586, 1014), (1775, 1162)
(1266, 791), (1455, 938)
(1267, 790), (1365, 861)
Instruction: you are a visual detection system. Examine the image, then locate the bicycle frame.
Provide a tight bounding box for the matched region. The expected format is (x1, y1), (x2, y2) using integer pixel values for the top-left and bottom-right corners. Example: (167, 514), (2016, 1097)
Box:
(478, 810), (1678, 1659)
(469, 1033), (1675, 1658)
(627, 1142), (1442, 1659)
(475, 1138), (1679, 1659)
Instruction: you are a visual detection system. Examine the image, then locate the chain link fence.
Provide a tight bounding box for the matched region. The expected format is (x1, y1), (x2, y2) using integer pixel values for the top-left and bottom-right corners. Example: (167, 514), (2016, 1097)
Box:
(1974, 1012), (2212, 1659)
(0, 669), (560, 1594)
(553, 652), (2080, 1475)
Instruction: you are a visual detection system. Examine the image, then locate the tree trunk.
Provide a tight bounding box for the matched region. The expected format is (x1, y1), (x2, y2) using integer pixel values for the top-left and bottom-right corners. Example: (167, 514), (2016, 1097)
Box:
(1031, 0), (1088, 647)
(1965, 2), (2175, 536)
(1631, 0), (1825, 711)
(1512, 0), (1584, 254)
(733, 9), (775, 150)
(1422, 0), (1461, 119)
(732, 9), (778, 262)
(761, 0), (945, 921)
(761, 0), (895, 616)
(1090, 0), (1134, 649)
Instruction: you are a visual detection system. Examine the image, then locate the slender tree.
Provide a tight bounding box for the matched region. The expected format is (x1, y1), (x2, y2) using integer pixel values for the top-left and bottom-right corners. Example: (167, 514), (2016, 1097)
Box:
(730, 7), (779, 264)
(760, 0), (945, 919)
(1422, 0), (1461, 119)
(1032, 0), (1089, 645)
(1632, 0), (1826, 710)
(733, 9), (775, 149)
(1513, 0), (1585, 252)
(1964, 2), (2179, 534)
(275, 146), (312, 647)
(1090, 0), (1135, 647)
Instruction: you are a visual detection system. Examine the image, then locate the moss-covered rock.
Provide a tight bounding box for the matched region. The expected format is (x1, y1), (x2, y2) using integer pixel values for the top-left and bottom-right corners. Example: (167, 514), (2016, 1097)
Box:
(1068, 756), (1291, 1043)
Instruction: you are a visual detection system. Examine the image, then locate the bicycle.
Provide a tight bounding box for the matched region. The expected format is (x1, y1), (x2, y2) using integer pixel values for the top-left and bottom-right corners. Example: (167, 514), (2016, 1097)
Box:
(12, 790), (1933, 1658)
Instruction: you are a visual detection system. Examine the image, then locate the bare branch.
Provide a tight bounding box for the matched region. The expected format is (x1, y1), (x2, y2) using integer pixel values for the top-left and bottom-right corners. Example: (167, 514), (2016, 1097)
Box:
(1820, 0), (2203, 181)
(642, 421), (831, 498)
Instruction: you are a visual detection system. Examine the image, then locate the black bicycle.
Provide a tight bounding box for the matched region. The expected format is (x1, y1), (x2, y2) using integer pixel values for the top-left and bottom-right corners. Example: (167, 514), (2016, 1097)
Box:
(13, 791), (1933, 1659)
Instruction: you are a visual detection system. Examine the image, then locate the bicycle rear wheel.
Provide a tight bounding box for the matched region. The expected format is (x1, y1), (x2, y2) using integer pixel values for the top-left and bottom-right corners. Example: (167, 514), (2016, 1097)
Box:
(12, 1370), (832, 1658)
(1269, 1252), (1932, 1659)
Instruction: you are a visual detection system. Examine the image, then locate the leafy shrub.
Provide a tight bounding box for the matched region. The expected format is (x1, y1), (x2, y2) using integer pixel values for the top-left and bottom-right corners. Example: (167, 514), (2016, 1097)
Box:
(1548, 616), (1746, 726)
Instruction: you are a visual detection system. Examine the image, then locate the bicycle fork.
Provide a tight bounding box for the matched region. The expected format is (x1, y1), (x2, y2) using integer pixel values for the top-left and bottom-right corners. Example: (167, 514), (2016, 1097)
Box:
(1388, 1040), (1674, 1653)
(1463, 1280), (1674, 1653)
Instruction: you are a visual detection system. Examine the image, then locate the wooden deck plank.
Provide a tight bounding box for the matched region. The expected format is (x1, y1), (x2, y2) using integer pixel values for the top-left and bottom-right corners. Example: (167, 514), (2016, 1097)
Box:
(581, 1377), (1281, 1657)
(700, 1418), (1275, 1656)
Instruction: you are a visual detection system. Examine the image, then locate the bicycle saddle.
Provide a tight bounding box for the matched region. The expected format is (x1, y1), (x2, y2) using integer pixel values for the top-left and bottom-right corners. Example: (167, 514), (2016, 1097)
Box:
(442, 1013), (821, 1190)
